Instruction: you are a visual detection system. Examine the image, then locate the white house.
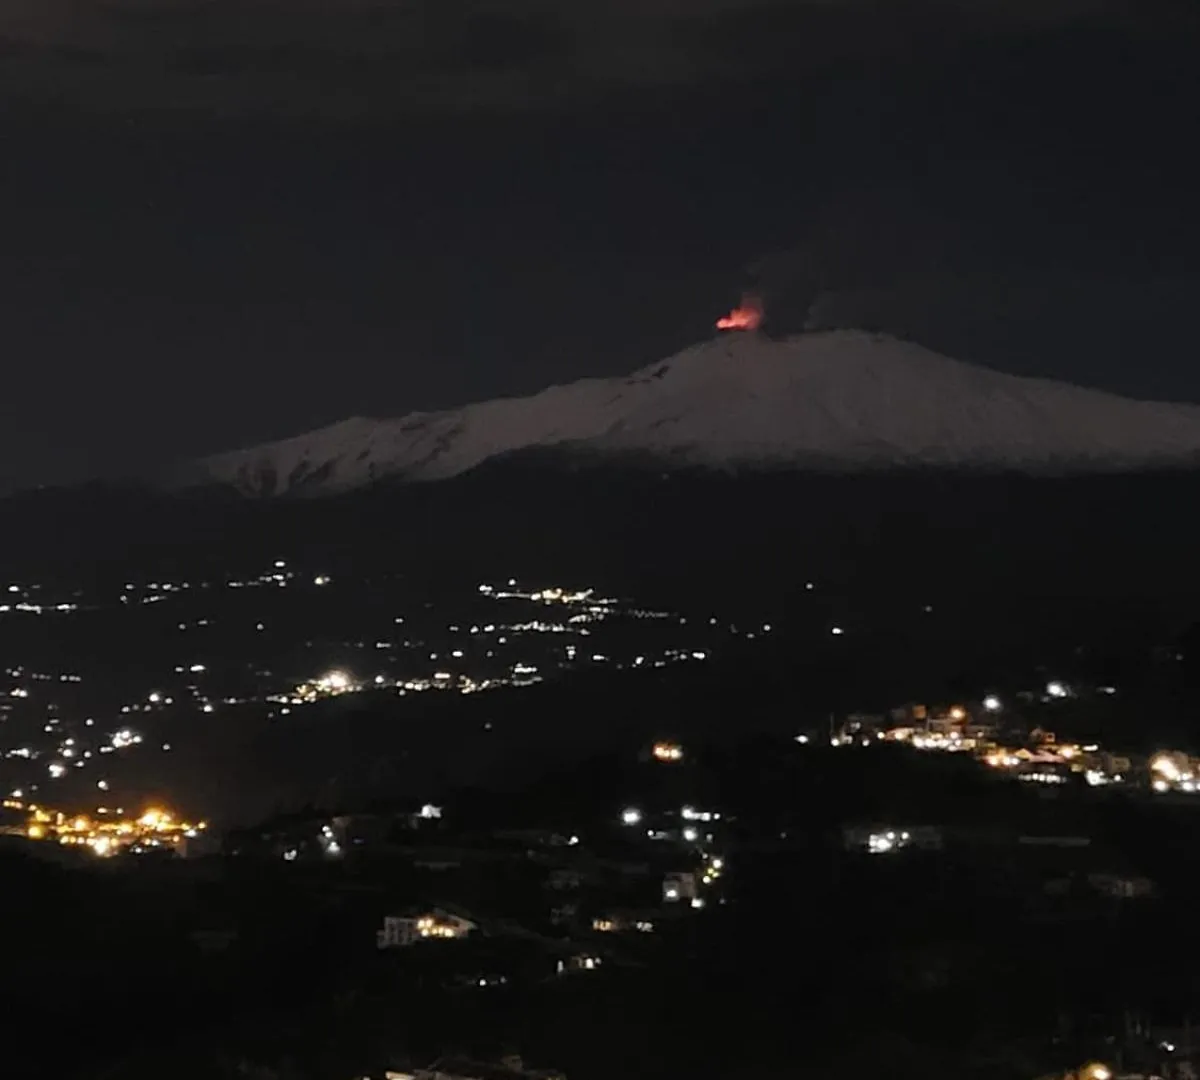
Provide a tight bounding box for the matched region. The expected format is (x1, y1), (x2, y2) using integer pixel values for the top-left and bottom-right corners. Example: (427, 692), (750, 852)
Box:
(556, 953), (603, 975)
(1087, 872), (1155, 899)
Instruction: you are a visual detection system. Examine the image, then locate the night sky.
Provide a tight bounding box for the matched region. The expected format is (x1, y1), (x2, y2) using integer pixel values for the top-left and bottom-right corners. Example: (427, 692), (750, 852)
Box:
(1, 0), (1197, 485)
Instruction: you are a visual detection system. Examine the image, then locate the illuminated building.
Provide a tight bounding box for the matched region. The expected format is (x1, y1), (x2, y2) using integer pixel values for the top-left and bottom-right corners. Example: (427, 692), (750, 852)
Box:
(591, 912), (656, 934)
(376, 910), (476, 948)
(557, 953), (602, 974)
(982, 749), (1022, 769)
(1149, 750), (1200, 794)
(651, 741), (684, 763)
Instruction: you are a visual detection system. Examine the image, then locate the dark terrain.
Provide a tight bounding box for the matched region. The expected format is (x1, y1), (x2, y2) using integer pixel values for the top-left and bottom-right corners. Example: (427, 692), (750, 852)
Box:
(8, 463), (1200, 602)
(5, 467), (1200, 1078)
(4, 464), (1200, 822)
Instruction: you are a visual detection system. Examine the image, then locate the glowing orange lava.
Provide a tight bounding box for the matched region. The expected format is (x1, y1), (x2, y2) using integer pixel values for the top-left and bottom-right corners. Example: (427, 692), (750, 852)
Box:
(715, 293), (763, 331)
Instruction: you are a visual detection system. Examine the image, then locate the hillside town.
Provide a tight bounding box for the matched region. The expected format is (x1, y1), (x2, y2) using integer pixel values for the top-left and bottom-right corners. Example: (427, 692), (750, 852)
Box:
(0, 566), (746, 816)
(10, 680), (1200, 1080)
(5, 557), (1200, 1080)
(829, 689), (1200, 802)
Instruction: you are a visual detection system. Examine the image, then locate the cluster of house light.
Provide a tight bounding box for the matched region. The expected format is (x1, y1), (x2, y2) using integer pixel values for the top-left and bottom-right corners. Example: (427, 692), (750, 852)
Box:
(867, 830), (912, 855)
(1018, 771), (1068, 785)
(282, 668), (540, 708)
(479, 582), (615, 609)
(7, 799), (205, 857)
(557, 955), (602, 974)
(280, 633), (705, 713)
(4, 713), (161, 793)
(827, 696), (1136, 790)
(593, 917), (654, 933)
(1149, 753), (1200, 794)
(289, 669), (356, 703)
(0, 601), (79, 615)
(622, 797), (722, 836)
(414, 916), (463, 940)
(0, 581), (82, 615)
(909, 732), (973, 752)
(652, 741), (684, 762)
(113, 561), (328, 600)
(982, 740), (1123, 783)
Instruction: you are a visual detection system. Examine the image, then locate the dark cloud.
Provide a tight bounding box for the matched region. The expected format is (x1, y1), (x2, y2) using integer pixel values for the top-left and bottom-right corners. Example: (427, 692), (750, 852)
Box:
(0, 0), (1178, 117)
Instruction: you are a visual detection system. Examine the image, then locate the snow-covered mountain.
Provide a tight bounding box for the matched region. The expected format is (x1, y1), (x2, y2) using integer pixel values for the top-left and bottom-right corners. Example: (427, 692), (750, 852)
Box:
(173, 330), (1200, 496)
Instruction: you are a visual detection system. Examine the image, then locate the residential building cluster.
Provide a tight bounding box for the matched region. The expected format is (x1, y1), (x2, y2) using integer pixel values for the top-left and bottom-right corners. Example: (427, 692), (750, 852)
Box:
(1, 797), (208, 857)
(827, 697), (1149, 792)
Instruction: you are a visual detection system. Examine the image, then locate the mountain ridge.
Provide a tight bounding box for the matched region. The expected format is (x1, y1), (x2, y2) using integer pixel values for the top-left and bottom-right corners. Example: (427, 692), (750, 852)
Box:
(168, 330), (1200, 497)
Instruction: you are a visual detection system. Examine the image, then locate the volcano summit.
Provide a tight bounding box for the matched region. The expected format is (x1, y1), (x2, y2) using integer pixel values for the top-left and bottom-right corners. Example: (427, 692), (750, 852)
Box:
(173, 331), (1200, 497)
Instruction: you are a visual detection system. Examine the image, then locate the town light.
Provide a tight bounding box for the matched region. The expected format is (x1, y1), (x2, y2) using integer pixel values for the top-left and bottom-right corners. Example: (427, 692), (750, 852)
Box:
(652, 741), (683, 762)
(983, 695), (1001, 712)
(1151, 754), (1181, 781)
(21, 800), (203, 857)
(321, 670), (351, 691)
(621, 807), (642, 826)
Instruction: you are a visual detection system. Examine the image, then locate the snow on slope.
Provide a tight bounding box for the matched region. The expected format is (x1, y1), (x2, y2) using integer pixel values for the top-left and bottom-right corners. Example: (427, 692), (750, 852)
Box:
(176, 331), (1200, 496)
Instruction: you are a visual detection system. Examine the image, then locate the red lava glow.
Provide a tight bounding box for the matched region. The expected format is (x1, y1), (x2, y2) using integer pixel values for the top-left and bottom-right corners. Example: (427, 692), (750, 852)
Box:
(715, 292), (763, 331)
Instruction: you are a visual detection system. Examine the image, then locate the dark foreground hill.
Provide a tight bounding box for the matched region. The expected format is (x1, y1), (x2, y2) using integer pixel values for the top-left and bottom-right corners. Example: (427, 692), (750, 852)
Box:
(5, 464), (1200, 608)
